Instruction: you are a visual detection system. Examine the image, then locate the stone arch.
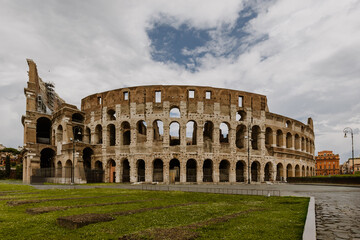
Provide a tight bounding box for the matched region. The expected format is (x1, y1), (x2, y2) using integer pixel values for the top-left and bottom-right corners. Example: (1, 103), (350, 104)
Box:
(186, 159), (197, 182)
(137, 159), (145, 182)
(186, 121), (197, 145)
(276, 163), (284, 181)
(236, 124), (246, 149)
(265, 127), (273, 146)
(122, 159), (130, 182)
(251, 161), (260, 182)
(65, 159), (73, 181)
(203, 159), (213, 182)
(295, 165), (300, 177)
(302, 166), (305, 177)
(107, 159), (116, 183)
(306, 166), (309, 176)
(73, 126), (83, 142)
(235, 161), (245, 182)
(94, 160), (103, 170)
(203, 121), (214, 142)
(295, 134), (300, 150)
(251, 125), (261, 150)
(40, 148), (55, 169)
(82, 147), (93, 170)
(287, 164), (293, 178)
(56, 125), (63, 143)
(219, 122), (230, 144)
(121, 121), (131, 145)
(219, 160), (230, 182)
(107, 124), (116, 146)
(36, 117), (51, 144)
(84, 127), (91, 144)
(301, 137), (305, 151)
(286, 133), (293, 148)
(264, 162), (273, 181)
(169, 107), (181, 118)
(286, 120), (292, 129)
(153, 159), (163, 182)
(169, 121), (180, 146)
(169, 158), (180, 182)
(153, 120), (164, 142)
(276, 130), (283, 147)
(137, 120), (147, 143)
(95, 124), (103, 144)
(107, 109), (116, 121)
(56, 160), (62, 177)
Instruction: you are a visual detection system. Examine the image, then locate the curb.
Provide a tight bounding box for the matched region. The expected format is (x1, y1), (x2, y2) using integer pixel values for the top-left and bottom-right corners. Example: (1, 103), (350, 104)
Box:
(303, 197), (316, 240)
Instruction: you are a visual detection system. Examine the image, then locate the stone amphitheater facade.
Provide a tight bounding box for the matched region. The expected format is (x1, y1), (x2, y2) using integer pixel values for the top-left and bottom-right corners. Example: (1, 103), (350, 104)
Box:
(22, 59), (315, 184)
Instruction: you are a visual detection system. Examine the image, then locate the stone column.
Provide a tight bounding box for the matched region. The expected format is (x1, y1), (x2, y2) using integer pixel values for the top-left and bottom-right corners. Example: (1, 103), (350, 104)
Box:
(229, 161), (236, 183)
(145, 159), (153, 182)
(213, 160), (219, 183)
(180, 159), (186, 183)
(130, 158), (137, 183)
(115, 160), (121, 183)
(163, 160), (169, 183)
(197, 160), (203, 183)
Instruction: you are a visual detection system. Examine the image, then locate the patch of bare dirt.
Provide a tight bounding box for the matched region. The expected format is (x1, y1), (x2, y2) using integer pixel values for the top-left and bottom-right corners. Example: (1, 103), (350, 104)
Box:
(119, 208), (266, 240)
(57, 202), (201, 229)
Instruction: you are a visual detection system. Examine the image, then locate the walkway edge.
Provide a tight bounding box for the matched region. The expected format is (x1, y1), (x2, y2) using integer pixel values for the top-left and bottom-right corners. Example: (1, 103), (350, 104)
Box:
(303, 197), (316, 240)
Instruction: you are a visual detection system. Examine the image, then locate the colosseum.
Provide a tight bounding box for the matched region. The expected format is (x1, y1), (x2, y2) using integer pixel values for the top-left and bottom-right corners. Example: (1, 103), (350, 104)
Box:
(22, 59), (315, 184)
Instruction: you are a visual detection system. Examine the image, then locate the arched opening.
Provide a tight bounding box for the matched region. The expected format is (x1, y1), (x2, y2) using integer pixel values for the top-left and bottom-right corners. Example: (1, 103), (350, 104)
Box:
(65, 160), (72, 181)
(264, 162), (272, 181)
(73, 126), (83, 142)
(251, 125), (261, 150)
(306, 166), (309, 176)
(203, 121), (214, 151)
(265, 127), (273, 146)
(72, 113), (84, 123)
(169, 158), (180, 182)
(301, 137), (305, 151)
(36, 117), (51, 144)
(122, 159), (130, 182)
(236, 161), (245, 182)
(40, 148), (55, 170)
(186, 121), (197, 145)
(56, 125), (63, 143)
(122, 122), (131, 145)
(84, 127), (91, 144)
(169, 122), (180, 146)
(276, 130), (283, 147)
(107, 124), (116, 146)
(203, 159), (213, 182)
(287, 164), (293, 178)
(107, 159), (116, 183)
(56, 161), (62, 177)
(302, 166), (305, 177)
(186, 159), (197, 182)
(107, 109), (116, 121)
(169, 107), (181, 118)
(285, 120), (292, 129)
(153, 120), (164, 142)
(153, 159), (163, 182)
(93, 160), (104, 183)
(251, 161), (260, 182)
(82, 147), (93, 170)
(219, 122), (230, 144)
(137, 120), (147, 143)
(295, 134), (300, 150)
(276, 163), (283, 181)
(219, 160), (230, 182)
(236, 125), (246, 149)
(95, 125), (103, 144)
(286, 133), (292, 148)
(295, 165), (300, 177)
(137, 159), (145, 182)
(236, 110), (246, 121)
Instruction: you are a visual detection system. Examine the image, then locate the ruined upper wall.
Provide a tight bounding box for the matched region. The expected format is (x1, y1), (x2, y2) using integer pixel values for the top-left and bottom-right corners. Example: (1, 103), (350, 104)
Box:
(25, 59), (65, 114)
(81, 85), (268, 114)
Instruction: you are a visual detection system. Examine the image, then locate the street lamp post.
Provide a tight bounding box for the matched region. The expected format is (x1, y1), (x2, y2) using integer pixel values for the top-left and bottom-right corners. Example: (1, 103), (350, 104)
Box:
(343, 127), (354, 174)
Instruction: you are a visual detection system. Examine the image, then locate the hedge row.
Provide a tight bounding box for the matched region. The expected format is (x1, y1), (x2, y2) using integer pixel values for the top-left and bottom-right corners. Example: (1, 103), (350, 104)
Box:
(0, 166), (22, 180)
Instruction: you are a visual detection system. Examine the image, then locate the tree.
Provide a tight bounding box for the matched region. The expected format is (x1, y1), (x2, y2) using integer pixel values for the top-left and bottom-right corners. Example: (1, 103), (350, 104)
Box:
(5, 155), (11, 177)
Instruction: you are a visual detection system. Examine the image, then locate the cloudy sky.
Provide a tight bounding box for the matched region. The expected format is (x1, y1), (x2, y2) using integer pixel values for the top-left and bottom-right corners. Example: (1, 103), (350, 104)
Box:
(1, 0), (360, 163)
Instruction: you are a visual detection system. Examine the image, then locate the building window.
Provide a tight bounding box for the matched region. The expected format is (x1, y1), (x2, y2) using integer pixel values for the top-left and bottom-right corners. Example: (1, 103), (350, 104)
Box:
(238, 96), (243, 107)
(124, 91), (129, 100)
(206, 91), (211, 99)
(155, 91), (161, 103)
(188, 90), (195, 99)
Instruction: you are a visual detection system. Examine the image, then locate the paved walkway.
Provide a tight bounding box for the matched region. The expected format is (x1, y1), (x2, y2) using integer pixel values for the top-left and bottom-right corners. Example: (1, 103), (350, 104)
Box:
(4, 181), (360, 239)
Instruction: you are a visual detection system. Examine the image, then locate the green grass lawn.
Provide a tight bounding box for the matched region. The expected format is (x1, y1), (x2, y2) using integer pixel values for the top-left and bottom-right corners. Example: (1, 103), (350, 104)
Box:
(0, 183), (308, 240)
